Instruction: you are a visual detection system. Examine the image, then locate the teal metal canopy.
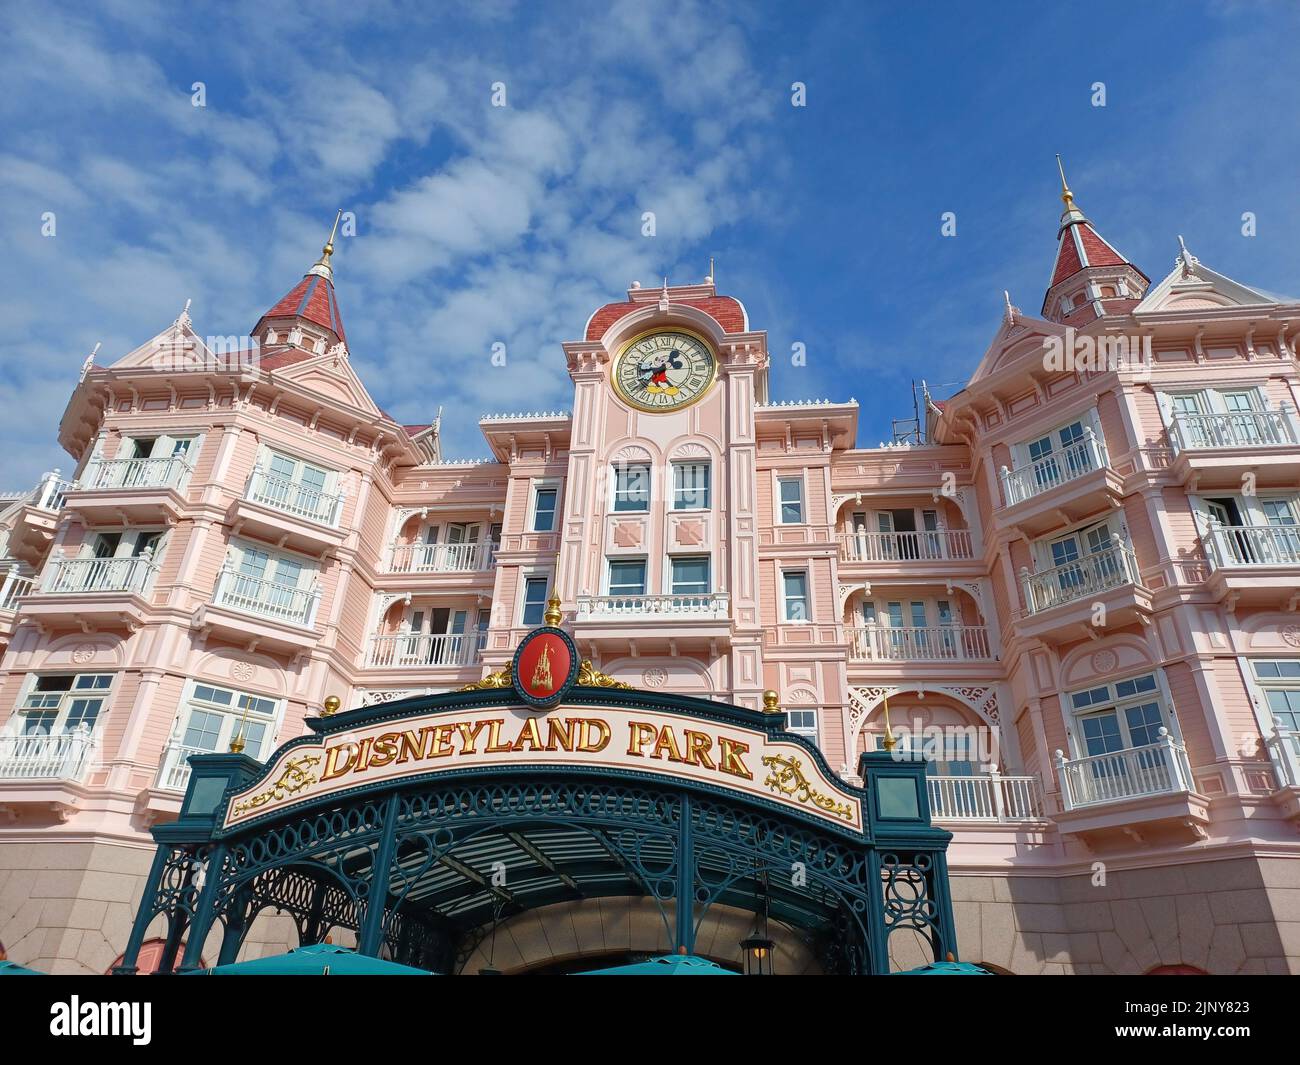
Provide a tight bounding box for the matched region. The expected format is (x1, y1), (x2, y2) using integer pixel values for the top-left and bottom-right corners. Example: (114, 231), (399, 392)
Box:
(0, 960), (47, 975)
(187, 943), (433, 976)
(896, 960), (991, 976)
(576, 953), (737, 975)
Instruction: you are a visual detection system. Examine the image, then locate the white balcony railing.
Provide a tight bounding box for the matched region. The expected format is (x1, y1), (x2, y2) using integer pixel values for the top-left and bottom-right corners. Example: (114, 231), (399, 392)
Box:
(1268, 726), (1300, 788)
(39, 549), (158, 596)
(245, 466), (344, 527)
(212, 566), (319, 627)
(839, 529), (974, 562)
(0, 727), (95, 780)
(156, 741), (210, 792)
(1203, 522), (1300, 568)
(1000, 429), (1108, 507)
(80, 455), (193, 492)
(927, 772), (1042, 821)
(848, 624), (992, 661)
(575, 592), (730, 621)
(0, 564), (35, 610)
(1020, 538), (1137, 614)
(1055, 728), (1192, 810)
(1170, 407), (1299, 451)
(29, 469), (75, 512)
(367, 632), (484, 668)
(387, 541), (498, 573)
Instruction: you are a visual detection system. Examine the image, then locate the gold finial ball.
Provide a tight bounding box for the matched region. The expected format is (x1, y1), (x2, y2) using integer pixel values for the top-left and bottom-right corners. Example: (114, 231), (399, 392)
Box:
(762, 689), (781, 714)
(543, 594), (563, 627)
(322, 695), (341, 716)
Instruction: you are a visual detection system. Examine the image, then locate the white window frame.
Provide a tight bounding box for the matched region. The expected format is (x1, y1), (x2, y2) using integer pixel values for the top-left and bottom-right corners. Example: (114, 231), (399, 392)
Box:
(528, 482), (561, 533)
(668, 555), (711, 596)
(611, 463), (652, 513)
(1013, 409), (1100, 470)
(777, 476), (805, 525)
(171, 680), (283, 763)
(1063, 670), (1180, 758)
(11, 673), (115, 736)
(606, 557), (648, 597)
(784, 707), (819, 743)
(781, 568), (811, 622)
(519, 572), (552, 627)
(672, 461), (711, 511)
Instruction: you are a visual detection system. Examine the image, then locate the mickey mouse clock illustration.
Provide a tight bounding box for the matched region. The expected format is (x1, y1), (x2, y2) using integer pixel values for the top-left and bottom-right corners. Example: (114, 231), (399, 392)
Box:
(611, 329), (717, 413)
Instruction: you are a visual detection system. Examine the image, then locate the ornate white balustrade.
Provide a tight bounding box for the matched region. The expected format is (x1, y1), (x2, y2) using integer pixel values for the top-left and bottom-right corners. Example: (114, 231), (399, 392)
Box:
(245, 466), (344, 527)
(367, 632), (483, 668)
(1203, 522), (1300, 568)
(80, 454), (193, 491)
(40, 550), (158, 596)
(0, 565), (35, 610)
(1170, 407), (1299, 451)
(0, 727), (95, 780)
(575, 593), (730, 620)
(1268, 726), (1300, 788)
(1000, 429), (1108, 506)
(1055, 729), (1192, 810)
(30, 470), (75, 512)
(157, 741), (209, 792)
(387, 541), (498, 573)
(213, 567), (319, 626)
(848, 624), (992, 661)
(839, 529), (974, 562)
(927, 772), (1042, 822)
(1020, 539), (1137, 614)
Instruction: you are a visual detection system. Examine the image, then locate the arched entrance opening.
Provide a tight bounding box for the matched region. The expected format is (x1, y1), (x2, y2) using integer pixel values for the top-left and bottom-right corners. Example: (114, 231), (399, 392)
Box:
(114, 626), (960, 976)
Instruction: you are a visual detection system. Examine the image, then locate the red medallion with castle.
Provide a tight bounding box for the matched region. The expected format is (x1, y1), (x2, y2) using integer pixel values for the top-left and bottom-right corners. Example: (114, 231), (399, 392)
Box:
(513, 626), (579, 709)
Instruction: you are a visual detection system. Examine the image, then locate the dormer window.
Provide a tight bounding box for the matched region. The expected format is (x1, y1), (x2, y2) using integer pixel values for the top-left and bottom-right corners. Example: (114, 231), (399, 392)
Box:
(1060, 295), (1074, 315)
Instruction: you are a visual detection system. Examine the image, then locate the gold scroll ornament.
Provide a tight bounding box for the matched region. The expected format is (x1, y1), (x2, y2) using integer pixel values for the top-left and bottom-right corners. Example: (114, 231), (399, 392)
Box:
(761, 754), (854, 822)
(230, 754), (321, 818)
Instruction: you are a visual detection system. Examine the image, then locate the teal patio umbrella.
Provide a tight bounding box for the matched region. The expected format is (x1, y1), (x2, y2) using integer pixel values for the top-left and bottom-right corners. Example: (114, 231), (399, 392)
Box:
(187, 943), (434, 975)
(0, 959), (47, 975)
(576, 954), (737, 975)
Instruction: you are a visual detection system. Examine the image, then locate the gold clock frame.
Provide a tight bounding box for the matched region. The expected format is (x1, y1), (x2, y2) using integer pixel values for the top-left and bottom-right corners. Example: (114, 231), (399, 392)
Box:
(610, 327), (718, 414)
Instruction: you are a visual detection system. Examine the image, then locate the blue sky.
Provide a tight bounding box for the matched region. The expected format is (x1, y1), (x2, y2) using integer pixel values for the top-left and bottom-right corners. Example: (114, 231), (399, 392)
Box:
(1, 0), (1298, 483)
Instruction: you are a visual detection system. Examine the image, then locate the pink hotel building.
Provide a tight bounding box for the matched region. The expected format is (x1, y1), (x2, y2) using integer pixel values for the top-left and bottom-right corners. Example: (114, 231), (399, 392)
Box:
(2, 182), (1300, 975)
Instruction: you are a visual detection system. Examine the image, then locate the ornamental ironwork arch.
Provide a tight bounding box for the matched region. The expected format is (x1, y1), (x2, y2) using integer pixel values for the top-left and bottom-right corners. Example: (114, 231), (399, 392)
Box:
(115, 677), (959, 976)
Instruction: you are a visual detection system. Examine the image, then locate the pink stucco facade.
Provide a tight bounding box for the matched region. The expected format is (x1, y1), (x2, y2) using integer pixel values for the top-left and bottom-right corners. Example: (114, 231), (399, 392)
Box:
(2, 191), (1300, 974)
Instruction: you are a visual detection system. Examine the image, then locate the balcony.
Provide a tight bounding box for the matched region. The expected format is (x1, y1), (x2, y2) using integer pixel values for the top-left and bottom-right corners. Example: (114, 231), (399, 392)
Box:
(1167, 408), (1300, 490)
(156, 741), (207, 792)
(996, 431), (1122, 537)
(64, 455), (193, 524)
(3, 470), (75, 567)
(927, 772), (1043, 823)
(1052, 730), (1208, 841)
(573, 593), (732, 652)
(367, 632), (484, 669)
(1015, 541), (1150, 640)
(838, 529), (974, 564)
(848, 624), (992, 662)
(1267, 726), (1300, 819)
(21, 551), (158, 629)
(0, 728), (95, 782)
(229, 467), (346, 555)
(386, 541), (498, 574)
(194, 567), (320, 652)
(1202, 523), (1300, 609)
(0, 565), (35, 610)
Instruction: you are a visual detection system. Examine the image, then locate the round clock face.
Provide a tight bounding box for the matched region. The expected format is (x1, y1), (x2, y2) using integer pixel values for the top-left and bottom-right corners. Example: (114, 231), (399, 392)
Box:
(612, 330), (716, 413)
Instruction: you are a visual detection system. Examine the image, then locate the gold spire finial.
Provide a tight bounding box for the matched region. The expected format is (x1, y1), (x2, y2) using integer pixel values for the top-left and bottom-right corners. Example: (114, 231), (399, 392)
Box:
(310, 210), (344, 278)
(881, 694), (897, 753)
(543, 593), (562, 627)
(1056, 155), (1079, 216)
(323, 208), (343, 259)
(322, 695), (341, 717)
(762, 689), (781, 714)
(229, 727), (246, 754)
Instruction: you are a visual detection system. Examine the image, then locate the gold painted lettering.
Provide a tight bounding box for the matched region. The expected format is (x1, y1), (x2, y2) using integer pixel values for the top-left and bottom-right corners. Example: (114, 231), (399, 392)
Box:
(429, 724), (455, 758)
(397, 728), (432, 764)
(651, 724), (684, 763)
(578, 718), (611, 753)
(484, 719), (513, 753)
(368, 733), (400, 768)
(546, 718), (577, 752)
(718, 737), (753, 780)
(353, 737), (375, 774)
(512, 716), (544, 752)
(321, 742), (359, 782)
(455, 720), (488, 754)
(626, 721), (658, 757)
(683, 730), (716, 770)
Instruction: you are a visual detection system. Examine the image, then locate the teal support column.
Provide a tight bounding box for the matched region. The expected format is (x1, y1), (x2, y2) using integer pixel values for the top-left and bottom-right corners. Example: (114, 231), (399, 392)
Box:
(217, 887), (252, 966)
(112, 845), (170, 975)
(177, 845), (227, 973)
(932, 850), (959, 961)
(357, 794), (401, 957)
(675, 792), (695, 954)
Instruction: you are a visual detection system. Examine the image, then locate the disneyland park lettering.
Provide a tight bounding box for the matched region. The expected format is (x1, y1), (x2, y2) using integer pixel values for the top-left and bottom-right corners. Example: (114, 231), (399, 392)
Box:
(319, 714), (754, 782)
